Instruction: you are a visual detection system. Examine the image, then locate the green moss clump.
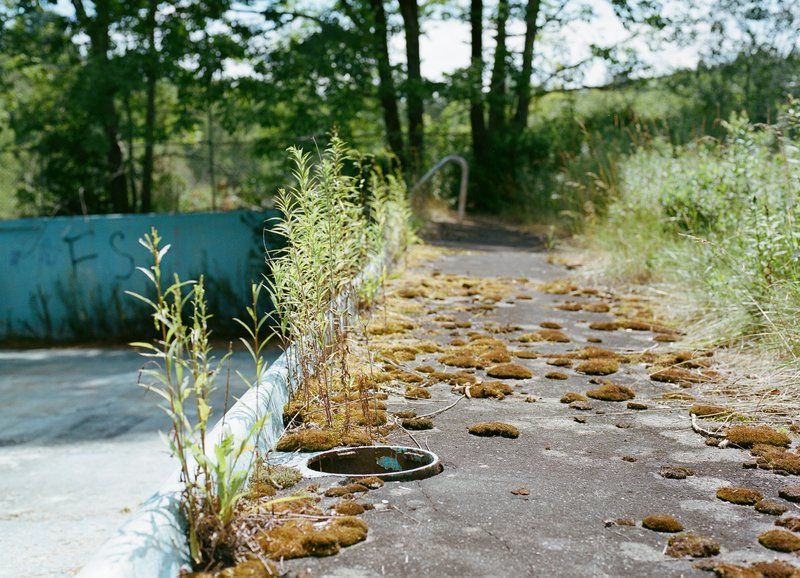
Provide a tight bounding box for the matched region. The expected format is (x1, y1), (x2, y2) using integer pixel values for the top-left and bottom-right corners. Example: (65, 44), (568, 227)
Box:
(588, 321), (618, 331)
(540, 321), (562, 329)
(513, 350), (540, 359)
(586, 383), (635, 401)
(561, 392), (587, 403)
(688, 403), (730, 418)
(775, 516), (800, 531)
(627, 402), (648, 410)
(659, 465), (694, 480)
(401, 417), (434, 430)
(575, 359), (619, 376)
(468, 421), (520, 438)
(217, 559), (278, 577)
(518, 329), (571, 343)
(334, 500), (366, 516)
(665, 533), (720, 558)
(248, 481), (277, 499)
(486, 363), (533, 379)
(547, 358), (573, 367)
(405, 386), (431, 399)
(642, 514), (684, 533)
(716, 486), (764, 505)
(329, 516), (369, 547)
(324, 483), (368, 498)
(276, 430), (340, 452)
(758, 529), (800, 552)
(726, 425), (791, 448)
(353, 476), (384, 489)
(755, 500), (788, 515)
(469, 381), (514, 399)
(545, 371), (569, 380)
(393, 410), (417, 419)
(439, 351), (481, 368)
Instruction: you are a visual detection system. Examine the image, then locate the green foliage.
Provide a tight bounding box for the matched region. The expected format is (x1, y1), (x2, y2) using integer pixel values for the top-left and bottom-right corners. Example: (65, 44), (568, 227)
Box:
(267, 135), (410, 414)
(128, 228), (268, 566)
(588, 101), (800, 355)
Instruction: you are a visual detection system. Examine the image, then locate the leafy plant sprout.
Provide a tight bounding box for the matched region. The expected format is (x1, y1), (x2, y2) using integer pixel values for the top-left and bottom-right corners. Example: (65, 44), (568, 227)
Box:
(128, 228), (268, 568)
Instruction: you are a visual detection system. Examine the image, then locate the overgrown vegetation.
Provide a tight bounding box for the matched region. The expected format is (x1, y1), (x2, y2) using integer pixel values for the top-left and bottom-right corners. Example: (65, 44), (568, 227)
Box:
(586, 98), (800, 359)
(130, 138), (411, 572)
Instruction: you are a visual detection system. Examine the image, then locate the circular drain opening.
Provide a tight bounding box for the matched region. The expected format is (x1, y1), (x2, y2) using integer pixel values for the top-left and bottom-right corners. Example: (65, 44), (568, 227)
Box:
(306, 445), (442, 481)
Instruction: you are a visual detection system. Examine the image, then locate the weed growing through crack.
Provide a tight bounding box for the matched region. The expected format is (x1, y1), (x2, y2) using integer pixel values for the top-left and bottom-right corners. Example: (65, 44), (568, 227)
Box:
(129, 229), (268, 567)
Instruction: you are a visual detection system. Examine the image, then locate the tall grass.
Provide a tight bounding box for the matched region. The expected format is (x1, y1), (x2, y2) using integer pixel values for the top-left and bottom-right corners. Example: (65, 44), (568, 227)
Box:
(587, 99), (800, 358)
(266, 135), (410, 421)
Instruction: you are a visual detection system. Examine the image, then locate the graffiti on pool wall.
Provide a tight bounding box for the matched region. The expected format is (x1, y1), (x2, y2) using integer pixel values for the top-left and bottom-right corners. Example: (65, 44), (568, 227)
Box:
(0, 210), (280, 341)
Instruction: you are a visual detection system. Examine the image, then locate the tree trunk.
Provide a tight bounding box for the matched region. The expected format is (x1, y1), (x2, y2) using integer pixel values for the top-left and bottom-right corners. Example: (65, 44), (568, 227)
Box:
(207, 103), (217, 211)
(512, 0), (541, 130)
(124, 94), (138, 211)
(398, 0), (424, 176)
(141, 0), (157, 213)
(83, 0), (129, 213)
(487, 0), (509, 134)
(368, 0), (405, 164)
(469, 0), (487, 163)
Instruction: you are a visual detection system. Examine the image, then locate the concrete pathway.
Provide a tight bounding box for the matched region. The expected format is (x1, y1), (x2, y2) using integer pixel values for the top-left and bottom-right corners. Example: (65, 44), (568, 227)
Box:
(0, 346), (275, 578)
(282, 235), (799, 577)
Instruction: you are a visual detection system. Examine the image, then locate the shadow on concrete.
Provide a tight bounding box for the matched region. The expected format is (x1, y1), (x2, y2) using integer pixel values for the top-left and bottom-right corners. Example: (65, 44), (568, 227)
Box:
(419, 217), (546, 252)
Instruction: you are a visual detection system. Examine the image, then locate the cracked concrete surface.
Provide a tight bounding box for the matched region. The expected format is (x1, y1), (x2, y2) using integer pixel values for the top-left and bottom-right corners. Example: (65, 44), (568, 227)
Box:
(280, 238), (800, 578)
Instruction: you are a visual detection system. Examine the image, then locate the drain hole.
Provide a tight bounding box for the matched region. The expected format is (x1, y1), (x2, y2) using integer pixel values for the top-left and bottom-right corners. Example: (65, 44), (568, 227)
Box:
(306, 445), (442, 481)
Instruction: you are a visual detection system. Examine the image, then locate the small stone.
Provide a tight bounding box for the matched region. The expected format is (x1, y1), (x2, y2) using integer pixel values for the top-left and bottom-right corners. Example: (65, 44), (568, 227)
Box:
(616, 421), (633, 429)
(511, 487), (530, 496)
(574, 416), (587, 424)
(622, 456), (637, 463)
(705, 437), (720, 446)
(660, 465), (695, 480)
(524, 396), (536, 403)
(778, 486), (800, 503)
(742, 461), (758, 469)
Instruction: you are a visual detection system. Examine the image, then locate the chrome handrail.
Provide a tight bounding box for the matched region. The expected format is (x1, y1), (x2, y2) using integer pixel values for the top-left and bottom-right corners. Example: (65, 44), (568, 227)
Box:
(410, 155), (469, 221)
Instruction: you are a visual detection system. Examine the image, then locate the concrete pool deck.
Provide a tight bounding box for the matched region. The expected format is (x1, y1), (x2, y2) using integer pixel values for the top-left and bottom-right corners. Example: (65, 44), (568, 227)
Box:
(0, 346), (275, 577)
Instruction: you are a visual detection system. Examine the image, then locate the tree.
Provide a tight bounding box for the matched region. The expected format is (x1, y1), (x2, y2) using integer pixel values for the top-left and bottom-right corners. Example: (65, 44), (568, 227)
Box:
(398, 0), (424, 176)
(368, 0), (405, 164)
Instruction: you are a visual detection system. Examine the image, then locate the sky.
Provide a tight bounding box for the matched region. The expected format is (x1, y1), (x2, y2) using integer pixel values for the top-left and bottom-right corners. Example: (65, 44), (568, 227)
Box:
(51, 0), (709, 88)
(404, 0), (705, 87)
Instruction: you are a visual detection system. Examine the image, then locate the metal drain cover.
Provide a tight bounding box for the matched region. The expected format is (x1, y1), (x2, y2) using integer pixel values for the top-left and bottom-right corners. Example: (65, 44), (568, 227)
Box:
(306, 445), (441, 481)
